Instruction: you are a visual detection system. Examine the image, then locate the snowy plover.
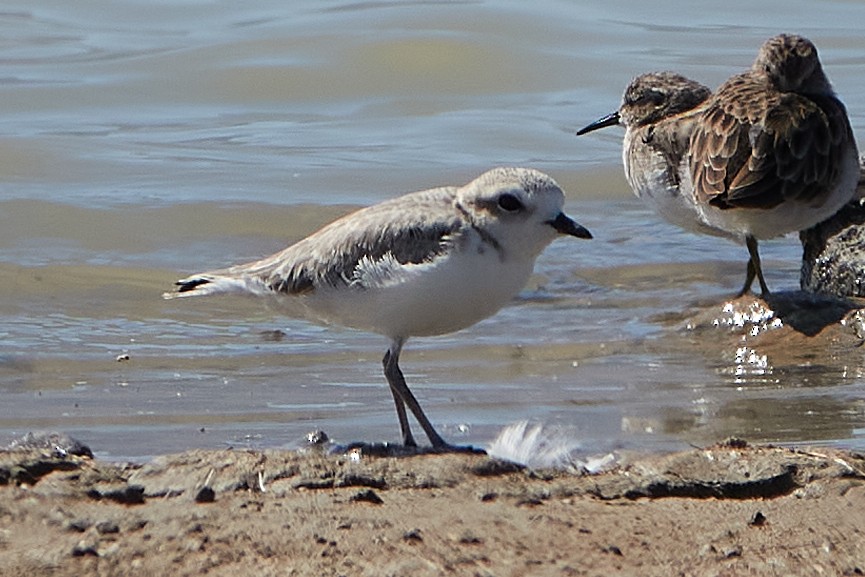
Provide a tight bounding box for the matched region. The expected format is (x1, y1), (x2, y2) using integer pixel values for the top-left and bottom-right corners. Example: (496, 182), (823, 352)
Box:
(164, 167), (592, 450)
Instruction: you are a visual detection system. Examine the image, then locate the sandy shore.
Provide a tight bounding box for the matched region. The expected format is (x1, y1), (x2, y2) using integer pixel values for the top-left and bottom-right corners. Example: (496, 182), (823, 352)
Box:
(2, 439), (864, 576)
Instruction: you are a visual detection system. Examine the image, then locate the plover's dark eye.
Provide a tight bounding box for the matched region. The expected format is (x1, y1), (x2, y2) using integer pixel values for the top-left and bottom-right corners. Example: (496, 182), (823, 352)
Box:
(497, 193), (523, 212)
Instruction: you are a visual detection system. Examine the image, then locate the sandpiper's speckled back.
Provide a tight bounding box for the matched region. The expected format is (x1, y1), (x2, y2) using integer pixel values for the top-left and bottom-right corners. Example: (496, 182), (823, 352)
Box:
(689, 33), (859, 239)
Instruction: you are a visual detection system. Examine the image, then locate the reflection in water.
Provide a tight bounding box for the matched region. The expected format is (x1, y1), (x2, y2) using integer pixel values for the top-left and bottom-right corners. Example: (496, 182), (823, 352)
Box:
(655, 292), (865, 448)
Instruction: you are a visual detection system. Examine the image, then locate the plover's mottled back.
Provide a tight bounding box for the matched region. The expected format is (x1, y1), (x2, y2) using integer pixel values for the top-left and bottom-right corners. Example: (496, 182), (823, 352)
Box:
(689, 33), (859, 295)
(165, 167), (592, 450)
(577, 71), (717, 237)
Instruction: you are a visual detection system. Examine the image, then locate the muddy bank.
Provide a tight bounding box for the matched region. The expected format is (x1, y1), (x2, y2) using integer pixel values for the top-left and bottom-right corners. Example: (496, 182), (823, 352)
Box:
(2, 440), (864, 576)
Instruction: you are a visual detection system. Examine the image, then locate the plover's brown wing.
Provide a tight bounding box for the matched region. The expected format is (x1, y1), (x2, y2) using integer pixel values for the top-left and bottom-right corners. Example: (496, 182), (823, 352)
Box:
(266, 189), (464, 294)
(170, 187), (464, 297)
(690, 75), (852, 211)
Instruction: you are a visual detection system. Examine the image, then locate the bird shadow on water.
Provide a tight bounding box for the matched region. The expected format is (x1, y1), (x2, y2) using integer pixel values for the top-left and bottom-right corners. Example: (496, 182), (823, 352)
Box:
(674, 289), (865, 356)
(334, 441), (487, 457)
(762, 291), (862, 338)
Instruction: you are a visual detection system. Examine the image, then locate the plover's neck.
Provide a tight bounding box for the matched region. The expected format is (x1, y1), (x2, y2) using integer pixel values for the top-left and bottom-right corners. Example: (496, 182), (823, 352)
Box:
(455, 200), (504, 259)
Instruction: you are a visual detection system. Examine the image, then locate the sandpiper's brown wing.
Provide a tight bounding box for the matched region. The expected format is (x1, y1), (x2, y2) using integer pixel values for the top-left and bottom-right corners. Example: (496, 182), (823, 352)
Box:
(644, 102), (708, 185)
(690, 73), (853, 210)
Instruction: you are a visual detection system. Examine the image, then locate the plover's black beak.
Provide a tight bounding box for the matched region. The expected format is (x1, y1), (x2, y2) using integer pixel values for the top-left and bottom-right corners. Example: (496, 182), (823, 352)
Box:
(576, 111), (620, 135)
(548, 213), (592, 239)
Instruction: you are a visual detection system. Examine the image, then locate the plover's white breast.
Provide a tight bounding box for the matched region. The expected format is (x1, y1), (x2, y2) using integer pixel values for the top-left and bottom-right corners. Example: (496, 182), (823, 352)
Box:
(300, 221), (539, 338)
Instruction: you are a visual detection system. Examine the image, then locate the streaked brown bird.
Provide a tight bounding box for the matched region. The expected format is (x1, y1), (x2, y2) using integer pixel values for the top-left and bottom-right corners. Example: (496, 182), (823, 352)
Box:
(689, 33), (859, 296)
(577, 71), (719, 237)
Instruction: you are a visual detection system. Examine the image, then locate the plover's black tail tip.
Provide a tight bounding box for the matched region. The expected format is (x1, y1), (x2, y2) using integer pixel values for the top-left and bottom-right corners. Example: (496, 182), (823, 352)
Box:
(163, 274), (259, 299)
(176, 277), (212, 293)
(162, 276), (214, 300)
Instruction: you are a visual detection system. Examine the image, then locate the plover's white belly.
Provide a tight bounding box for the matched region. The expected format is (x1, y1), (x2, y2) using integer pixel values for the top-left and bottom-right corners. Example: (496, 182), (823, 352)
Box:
(287, 247), (535, 339)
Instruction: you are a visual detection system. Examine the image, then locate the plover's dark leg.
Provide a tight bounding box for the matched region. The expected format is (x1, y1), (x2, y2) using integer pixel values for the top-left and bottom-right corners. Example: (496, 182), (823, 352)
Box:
(383, 341), (417, 447)
(383, 339), (448, 449)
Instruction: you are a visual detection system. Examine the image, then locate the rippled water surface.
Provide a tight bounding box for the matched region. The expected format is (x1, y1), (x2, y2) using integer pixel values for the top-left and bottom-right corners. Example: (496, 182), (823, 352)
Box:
(2, 0), (865, 460)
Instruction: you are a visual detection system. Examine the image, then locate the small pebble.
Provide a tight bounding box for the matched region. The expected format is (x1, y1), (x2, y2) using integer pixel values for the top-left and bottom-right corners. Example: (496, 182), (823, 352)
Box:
(403, 529), (423, 542)
(195, 486), (216, 503)
(67, 519), (92, 533)
(749, 511), (767, 527)
(71, 540), (99, 557)
(349, 489), (383, 505)
(96, 521), (120, 535)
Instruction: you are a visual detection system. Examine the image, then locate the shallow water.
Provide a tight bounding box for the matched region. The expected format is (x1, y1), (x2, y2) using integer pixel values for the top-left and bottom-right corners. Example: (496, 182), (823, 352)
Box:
(1, 1), (865, 460)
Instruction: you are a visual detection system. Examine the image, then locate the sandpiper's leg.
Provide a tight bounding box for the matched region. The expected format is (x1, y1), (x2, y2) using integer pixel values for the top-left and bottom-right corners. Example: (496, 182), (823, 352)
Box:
(383, 339), (448, 449)
(741, 235), (770, 296)
(737, 259), (756, 297)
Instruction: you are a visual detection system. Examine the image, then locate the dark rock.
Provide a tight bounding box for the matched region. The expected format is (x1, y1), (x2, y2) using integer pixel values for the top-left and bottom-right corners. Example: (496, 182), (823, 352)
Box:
(749, 511), (767, 527)
(349, 489), (384, 505)
(800, 158), (865, 298)
(96, 521), (120, 534)
(67, 519), (92, 533)
(624, 464), (798, 500)
(336, 473), (387, 489)
(516, 496), (544, 507)
(88, 484), (146, 505)
(403, 528), (423, 542)
(1, 457), (83, 486)
(5, 431), (93, 458)
(722, 545), (743, 559)
(71, 541), (99, 557)
(194, 486), (216, 503)
(470, 458), (524, 477)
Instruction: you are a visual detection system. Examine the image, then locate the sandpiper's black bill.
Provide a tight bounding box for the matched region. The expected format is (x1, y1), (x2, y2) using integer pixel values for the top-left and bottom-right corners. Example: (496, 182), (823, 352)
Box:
(576, 111), (620, 135)
(548, 212), (592, 239)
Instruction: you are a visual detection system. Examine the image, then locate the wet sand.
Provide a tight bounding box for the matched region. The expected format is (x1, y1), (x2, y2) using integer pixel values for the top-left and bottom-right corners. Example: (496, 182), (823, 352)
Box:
(2, 439), (864, 576)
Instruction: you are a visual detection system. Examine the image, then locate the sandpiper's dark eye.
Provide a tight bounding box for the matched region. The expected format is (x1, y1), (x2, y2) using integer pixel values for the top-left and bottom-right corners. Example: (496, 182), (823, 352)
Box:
(497, 193), (523, 212)
(645, 90), (664, 105)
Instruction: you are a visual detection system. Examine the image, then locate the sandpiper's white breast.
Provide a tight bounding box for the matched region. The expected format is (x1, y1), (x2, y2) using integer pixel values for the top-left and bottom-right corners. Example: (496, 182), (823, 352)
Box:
(623, 129), (729, 239)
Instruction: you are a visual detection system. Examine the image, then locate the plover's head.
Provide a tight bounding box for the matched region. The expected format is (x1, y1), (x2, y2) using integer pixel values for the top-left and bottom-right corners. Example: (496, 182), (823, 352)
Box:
(457, 167), (591, 258)
(753, 34), (832, 95)
(577, 72), (710, 135)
